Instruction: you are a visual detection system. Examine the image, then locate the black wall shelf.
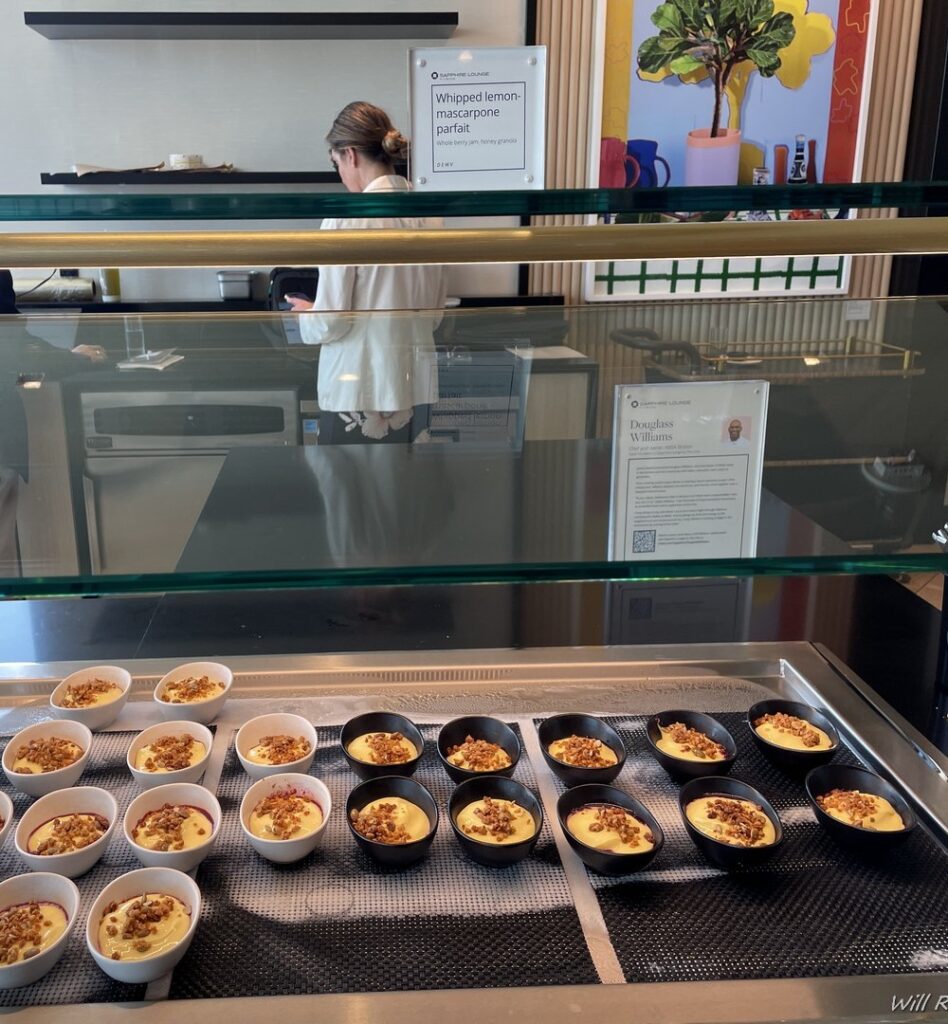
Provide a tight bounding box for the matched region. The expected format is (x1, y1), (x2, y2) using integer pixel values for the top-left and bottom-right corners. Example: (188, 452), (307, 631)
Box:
(41, 172), (340, 186)
(24, 11), (458, 40)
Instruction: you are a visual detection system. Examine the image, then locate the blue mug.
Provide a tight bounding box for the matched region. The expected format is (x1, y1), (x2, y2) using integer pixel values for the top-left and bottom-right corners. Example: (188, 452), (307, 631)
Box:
(626, 139), (671, 188)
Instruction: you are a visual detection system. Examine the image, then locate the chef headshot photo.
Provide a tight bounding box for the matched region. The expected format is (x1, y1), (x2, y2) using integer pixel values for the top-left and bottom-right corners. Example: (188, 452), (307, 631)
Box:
(722, 417), (752, 449)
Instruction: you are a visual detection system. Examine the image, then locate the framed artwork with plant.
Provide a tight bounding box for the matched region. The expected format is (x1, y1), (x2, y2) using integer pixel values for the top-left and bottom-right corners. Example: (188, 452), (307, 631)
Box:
(586, 0), (878, 301)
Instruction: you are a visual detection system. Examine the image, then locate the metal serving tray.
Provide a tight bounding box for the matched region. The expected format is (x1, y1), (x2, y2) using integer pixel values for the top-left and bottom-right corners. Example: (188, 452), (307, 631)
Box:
(0, 642), (945, 1024)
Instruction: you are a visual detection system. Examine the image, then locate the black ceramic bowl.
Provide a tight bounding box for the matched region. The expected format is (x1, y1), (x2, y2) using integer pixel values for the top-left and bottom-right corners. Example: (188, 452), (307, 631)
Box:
(340, 712), (425, 780)
(345, 776), (439, 868)
(437, 716), (520, 783)
(645, 710), (737, 780)
(537, 714), (626, 787)
(747, 699), (840, 773)
(805, 764), (916, 851)
(448, 775), (543, 868)
(678, 776), (784, 870)
(556, 784), (664, 875)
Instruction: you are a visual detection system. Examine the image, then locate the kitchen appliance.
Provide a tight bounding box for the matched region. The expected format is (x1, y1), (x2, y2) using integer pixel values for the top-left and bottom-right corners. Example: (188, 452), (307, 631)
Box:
(79, 388), (299, 573)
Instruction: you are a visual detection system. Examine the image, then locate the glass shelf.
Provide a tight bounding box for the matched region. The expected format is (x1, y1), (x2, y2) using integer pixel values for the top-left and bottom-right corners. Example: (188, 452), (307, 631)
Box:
(3, 181), (948, 221)
(2, 295), (946, 599)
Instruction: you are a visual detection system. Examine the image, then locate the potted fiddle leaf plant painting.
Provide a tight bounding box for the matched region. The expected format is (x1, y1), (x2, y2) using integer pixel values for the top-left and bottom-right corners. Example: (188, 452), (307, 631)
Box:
(638, 0), (795, 186)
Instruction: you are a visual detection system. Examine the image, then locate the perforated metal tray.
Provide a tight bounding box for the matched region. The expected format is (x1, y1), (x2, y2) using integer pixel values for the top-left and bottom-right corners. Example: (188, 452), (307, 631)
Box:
(0, 642), (945, 1023)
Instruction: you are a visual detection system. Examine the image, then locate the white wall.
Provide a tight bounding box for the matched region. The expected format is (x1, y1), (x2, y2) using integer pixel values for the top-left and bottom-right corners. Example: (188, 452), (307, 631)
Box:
(2, 0), (526, 299)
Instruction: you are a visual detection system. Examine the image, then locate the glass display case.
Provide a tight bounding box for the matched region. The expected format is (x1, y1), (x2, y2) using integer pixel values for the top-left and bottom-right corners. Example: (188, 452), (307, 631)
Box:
(0, 187), (946, 1022)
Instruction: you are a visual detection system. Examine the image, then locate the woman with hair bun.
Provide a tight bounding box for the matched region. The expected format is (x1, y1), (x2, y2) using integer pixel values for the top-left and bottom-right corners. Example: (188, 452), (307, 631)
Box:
(287, 102), (446, 443)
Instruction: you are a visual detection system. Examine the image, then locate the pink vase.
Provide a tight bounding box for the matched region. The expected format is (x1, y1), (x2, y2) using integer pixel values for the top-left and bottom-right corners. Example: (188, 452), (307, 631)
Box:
(684, 128), (742, 187)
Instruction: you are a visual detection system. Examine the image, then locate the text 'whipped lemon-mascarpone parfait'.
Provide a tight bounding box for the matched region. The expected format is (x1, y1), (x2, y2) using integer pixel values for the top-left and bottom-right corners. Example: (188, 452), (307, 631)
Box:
(347, 732), (417, 766)
(249, 789), (323, 841)
(246, 735), (312, 766)
(547, 735), (618, 769)
(657, 723), (728, 762)
(58, 680), (122, 709)
(456, 796), (536, 845)
(0, 902), (68, 964)
(131, 804), (213, 852)
(98, 893), (190, 962)
(566, 804), (655, 854)
(349, 798), (430, 845)
(11, 737), (83, 775)
(753, 713), (834, 751)
(816, 789), (905, 831)
(685, 796), (777, 848)
(446, 736), (512, 773)
(135, 735), (206, 774)
(159, 675), (225, 705)
(27, 813), (108, 855)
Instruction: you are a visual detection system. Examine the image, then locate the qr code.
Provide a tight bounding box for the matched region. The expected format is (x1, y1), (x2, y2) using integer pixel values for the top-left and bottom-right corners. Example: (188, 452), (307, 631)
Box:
(632, 529), (656, 553)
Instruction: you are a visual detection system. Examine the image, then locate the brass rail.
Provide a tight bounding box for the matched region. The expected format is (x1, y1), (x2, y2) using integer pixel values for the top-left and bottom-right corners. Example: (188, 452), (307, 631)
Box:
(1, 216), (945, 267)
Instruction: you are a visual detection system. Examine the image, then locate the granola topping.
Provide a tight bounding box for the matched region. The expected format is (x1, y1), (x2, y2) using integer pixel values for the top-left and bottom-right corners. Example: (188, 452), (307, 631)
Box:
(249, 788), (323, 841)
(816, 789), (905, 831)
(686, 796), (777, 848)
(11, 736), (83, 774)
(567, 803), (656, 854)
(58, 679), (121, 709)
(347, 731), (417, 766)
(136, 734), (205, 773)
(547, 735), (618, 769)
(27, 812), (109, 855)
(0, 901), (68, 964)
(753, 712), (833, 751)
(349, 796), (430, 845)
(247, 734), (312, 766)
(159, 675), (224, 704)
(456, 796), (536, 845)
(132, 804), (212, 852)
(446, 735), (512, 773)
(657, 722), (727, 762)
(97, 893), (190, 962)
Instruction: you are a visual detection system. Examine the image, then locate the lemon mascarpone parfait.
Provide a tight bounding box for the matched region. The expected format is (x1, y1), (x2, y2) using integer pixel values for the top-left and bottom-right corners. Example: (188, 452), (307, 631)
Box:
(246, 735), (312, 766)
(11, 737), (83, 775)
(249, 788), (323, 841)
(547, 735), (618, 769)
(753, 713), (834, 751)
(446, 736), (512, 773)
(816, 789), (905, 831)
(27, 813), (109, 855)
(158, 675), (225, 705)
(456, 796), (536, 845)
(134, 735), (206, 774)
(98, 893), (190, 962)
(0, 901), (69, 965)
(131, 804), (213, 852)
(57, 679), (122, 709)
(346, 732), (418, 766)
(349, 797), (430, 844)
(657, 722), (728, 762)
(566, 803), (655, 854)
(685, 796), (777, 848)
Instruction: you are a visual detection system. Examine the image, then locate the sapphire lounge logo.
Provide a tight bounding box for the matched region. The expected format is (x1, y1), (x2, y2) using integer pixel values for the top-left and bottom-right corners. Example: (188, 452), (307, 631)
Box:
(431, 72), (438, 79)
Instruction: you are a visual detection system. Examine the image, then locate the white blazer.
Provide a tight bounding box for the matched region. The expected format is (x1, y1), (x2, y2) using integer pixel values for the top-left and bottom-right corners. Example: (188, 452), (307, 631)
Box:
(299, 175), (447, 412)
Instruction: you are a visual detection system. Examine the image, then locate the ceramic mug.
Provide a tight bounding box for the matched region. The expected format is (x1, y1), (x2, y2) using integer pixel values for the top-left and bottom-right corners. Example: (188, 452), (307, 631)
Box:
(600, 137), (640, 189)
(626, 139), (671, 188)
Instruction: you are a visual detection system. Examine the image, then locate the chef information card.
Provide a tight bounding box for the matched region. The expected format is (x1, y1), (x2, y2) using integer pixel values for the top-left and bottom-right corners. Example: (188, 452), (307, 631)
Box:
(609, 381), (770, 561)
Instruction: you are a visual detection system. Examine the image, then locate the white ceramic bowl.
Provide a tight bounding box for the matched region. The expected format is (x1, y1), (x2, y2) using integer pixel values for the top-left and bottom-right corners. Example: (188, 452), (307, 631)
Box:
(153, 661), (232, 725)
(14, 787), (117, 879)
(0, 791), (15, 851)
(239, 772), (331, 864)
(127, 721), (213, 789)
(49, 665), (132, 731)
(235, 714), (317, 780)
(2, 721), (92, 798)
(0, 872), (80, 989)
(86, 866), (201, 984)
(123, 783), (221, 872)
